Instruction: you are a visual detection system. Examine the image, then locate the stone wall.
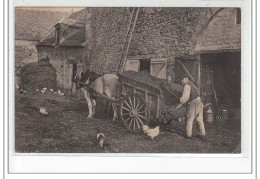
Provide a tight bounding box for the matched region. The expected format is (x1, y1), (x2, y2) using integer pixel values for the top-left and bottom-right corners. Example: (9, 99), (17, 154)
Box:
(195, 8), (241, 52)
(36, 46), (84, 89)
(84, 7), (213, 75)
(15, 40), (38, 67)
(85, 7), (131, 74)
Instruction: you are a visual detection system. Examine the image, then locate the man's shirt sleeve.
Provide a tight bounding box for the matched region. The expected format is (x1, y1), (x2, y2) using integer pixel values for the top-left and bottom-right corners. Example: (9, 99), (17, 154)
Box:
(180, 84), (191, 104)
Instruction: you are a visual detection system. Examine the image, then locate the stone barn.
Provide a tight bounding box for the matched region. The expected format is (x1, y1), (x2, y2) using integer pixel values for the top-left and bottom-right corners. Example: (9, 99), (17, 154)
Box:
(175, 8), (241, 120)
(36, 18), (86, 97)
(69, 7), (240, 79)
(39, 7), (241, 117)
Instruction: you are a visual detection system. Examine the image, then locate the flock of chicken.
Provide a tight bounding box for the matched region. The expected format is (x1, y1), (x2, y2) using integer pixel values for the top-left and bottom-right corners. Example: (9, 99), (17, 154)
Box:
(36, 87), (64, 96)
(16, 84), (65, 116)
(16, 83), (160, 149)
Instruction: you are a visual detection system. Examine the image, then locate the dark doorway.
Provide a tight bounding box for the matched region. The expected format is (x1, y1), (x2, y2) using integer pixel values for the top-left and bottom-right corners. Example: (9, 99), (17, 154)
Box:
(139, 59), (151, 73)
(72, 63), (77, 81)
(201, 52), (241, 109)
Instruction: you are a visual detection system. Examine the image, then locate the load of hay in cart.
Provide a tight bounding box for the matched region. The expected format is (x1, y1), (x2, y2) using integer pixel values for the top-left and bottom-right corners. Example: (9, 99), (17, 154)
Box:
(118, 70), (187, 132)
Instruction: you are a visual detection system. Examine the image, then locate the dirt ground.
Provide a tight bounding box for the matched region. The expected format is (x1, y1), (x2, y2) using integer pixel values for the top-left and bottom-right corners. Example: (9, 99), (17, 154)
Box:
(15, 89), (241, 153)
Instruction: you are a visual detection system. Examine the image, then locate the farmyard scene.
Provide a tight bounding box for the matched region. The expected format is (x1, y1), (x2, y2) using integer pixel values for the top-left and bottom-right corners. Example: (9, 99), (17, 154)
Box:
(15, 7), (241, 153)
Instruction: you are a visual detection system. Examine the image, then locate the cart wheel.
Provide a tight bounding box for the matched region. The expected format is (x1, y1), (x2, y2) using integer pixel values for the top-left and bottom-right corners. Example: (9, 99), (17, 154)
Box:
(120, 94), (150, 132)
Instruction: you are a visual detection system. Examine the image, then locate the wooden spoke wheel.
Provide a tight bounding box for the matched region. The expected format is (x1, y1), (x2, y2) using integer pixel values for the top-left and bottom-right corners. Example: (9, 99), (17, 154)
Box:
(120, 94), (150, 132)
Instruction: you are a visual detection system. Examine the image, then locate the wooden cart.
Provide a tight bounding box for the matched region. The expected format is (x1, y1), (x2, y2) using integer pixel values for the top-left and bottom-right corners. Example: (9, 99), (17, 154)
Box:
(116, 71), (183, 132)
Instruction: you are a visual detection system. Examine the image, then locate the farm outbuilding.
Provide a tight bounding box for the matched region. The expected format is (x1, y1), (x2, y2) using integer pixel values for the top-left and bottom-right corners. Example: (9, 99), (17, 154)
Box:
(36, 18), (86, 97)
(15, 9), (68, 85)
(36, 7), (241, 118)
(175, 8), (241, 120)
(14, 7), (243, 154)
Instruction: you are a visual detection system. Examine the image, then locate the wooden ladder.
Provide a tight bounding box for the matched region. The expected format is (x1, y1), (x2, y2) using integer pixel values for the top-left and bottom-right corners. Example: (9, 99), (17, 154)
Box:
(117, 7), (140, 74)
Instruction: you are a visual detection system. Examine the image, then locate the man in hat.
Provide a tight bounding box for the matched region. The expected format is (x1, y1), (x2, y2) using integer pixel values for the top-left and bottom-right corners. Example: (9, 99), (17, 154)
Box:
(176, 77), (206, 139)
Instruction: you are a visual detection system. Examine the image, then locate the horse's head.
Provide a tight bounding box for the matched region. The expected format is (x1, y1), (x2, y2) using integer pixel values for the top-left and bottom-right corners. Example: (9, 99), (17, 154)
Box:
(73, 69), (95, 90)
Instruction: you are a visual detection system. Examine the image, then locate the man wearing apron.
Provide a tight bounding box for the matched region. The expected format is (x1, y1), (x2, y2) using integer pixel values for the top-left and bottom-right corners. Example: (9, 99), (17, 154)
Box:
(176, 77), (206, 139)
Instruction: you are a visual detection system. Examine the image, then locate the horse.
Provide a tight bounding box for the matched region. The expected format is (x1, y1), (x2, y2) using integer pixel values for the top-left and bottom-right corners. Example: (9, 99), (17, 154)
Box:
(73, 69), (121, 121)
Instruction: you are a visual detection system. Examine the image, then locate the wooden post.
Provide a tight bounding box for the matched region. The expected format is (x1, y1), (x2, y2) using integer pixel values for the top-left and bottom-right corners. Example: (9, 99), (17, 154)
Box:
(68, 64), (73, 97)
(176, 59), (198, 88)
(156, 95), (160, 118)
(197, 54), (201, 96)
(145, 89), (148, 119)
(145, 89), (148, 103)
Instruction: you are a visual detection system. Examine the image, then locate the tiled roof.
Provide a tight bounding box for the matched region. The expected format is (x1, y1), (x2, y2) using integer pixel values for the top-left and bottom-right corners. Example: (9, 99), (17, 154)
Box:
(37, 26), (85, 47)
(59, 28), (85, 46)
(56, 18), (86, 28)
(37, 29), (56, 46)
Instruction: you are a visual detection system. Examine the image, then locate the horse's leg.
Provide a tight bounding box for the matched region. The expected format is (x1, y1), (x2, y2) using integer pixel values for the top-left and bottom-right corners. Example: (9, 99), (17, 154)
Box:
(92, 99), (96, 116)
(111, 97), (118, 121)
(83, 90), (93, 118)
(104, 89), (118, 121)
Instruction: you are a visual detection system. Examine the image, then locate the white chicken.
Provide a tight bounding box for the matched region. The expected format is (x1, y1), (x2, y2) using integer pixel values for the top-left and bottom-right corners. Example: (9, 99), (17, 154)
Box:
(49, 89), (54, 92)
(60, 93), (64, 96)
(142, 125), (160, 140)
(58, 90), (62, 95)
(43, 87), (47, 91)
(97, 133), (105, 148)
(36, 89), (39, 92)
(41, 89), (45, 94)
(40, 107), (48, 115)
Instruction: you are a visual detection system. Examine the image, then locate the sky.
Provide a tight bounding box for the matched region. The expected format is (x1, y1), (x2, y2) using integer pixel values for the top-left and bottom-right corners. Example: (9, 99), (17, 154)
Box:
(16, 7), (85, 13)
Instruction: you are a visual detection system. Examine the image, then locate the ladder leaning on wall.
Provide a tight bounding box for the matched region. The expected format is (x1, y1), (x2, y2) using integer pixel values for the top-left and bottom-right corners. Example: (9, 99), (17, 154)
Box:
(117, 7), (140, 74)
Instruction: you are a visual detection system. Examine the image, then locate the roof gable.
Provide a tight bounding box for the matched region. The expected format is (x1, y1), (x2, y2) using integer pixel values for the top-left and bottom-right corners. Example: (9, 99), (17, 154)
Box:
(37, 19), (86, 47)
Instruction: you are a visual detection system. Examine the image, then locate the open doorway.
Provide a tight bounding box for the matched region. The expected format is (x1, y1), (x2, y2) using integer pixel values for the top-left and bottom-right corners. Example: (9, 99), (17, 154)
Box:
(139, 59), (151, 73)
(201, 52), (241, 111)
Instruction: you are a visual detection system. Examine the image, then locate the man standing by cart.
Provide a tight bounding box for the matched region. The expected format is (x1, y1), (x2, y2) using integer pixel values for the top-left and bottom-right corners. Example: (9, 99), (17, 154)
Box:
(176, 77), (206, 140)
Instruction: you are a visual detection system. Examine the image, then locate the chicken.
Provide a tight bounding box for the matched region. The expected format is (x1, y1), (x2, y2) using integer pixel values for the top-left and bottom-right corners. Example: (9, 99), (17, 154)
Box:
(41, 89), (45, 94)
(49, 89), (54, 92)
(43, 87), (47, 91)
(15, 84), (20, 89)
(19, 88), (23, 94)
(142, 125), (160, 140)
(60, 93), (64, 96)
(36, 89), (39, 92)
(97, 133), (105, 148)
(40, 107), (48, 115)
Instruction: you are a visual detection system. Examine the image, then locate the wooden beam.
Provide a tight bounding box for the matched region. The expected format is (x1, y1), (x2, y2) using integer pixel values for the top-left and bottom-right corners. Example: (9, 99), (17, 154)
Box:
(176, 59), (198, 88)
(119, 7), (140, 73)
(197, 55), (201, 95)
(156, 95), (160, 118)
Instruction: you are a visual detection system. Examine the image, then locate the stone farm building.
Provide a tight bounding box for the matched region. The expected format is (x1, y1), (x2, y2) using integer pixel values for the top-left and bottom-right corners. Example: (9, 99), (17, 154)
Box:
(15, 9), (68, 84)
(15, 9), (68, 67)
(36, 18), (86, 96)
(37, 7), (241, 117)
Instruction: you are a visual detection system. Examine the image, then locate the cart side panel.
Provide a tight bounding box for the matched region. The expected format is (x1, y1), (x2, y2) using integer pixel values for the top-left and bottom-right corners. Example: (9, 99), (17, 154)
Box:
(121, 82), (160, 120)
(135, 89), (145, 100)
(147, 93), (158, 118)
(122, 83), (134, 95)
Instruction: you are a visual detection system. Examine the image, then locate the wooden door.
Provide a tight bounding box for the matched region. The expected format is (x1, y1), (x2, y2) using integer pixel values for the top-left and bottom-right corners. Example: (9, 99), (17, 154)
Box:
(71, 63), (84, 99)
(124, 59), (140, 72)
(150, 58), (167, 79)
